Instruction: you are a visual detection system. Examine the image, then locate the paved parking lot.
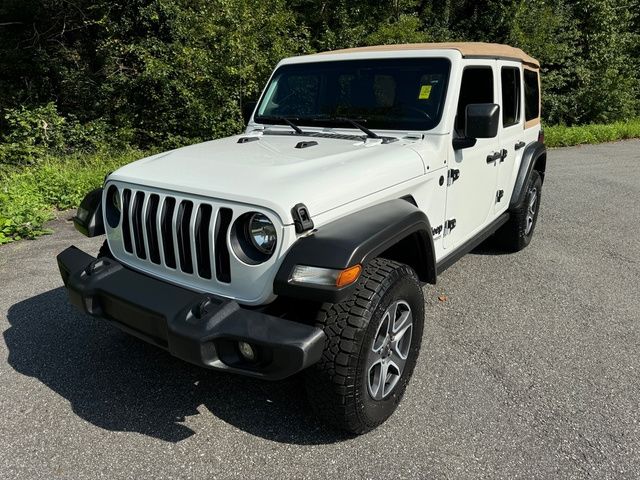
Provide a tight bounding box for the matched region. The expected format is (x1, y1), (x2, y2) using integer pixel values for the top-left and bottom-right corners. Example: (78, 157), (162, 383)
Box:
(1, 140), (639, 479)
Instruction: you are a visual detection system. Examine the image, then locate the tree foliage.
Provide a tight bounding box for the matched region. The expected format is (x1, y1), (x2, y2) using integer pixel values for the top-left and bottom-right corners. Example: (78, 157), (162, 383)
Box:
(0, 0), (638, 153)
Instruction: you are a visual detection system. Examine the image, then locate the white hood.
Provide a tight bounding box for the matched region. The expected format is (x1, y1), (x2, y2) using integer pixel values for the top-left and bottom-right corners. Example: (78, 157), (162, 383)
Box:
(109, 132), (426, 224)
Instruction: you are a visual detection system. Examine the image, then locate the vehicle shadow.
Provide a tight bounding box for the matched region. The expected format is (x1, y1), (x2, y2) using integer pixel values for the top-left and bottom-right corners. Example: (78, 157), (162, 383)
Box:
(470, 237), (512, 256)
(4, 288), (348, 445)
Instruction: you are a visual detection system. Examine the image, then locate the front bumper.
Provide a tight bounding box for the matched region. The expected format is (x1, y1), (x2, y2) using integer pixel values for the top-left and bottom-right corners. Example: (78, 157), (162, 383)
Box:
(56, 246), (325, 380)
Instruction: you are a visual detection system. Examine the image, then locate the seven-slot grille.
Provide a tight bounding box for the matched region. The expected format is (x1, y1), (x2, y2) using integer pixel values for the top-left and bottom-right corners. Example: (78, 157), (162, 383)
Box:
(120, 188), (233, 283)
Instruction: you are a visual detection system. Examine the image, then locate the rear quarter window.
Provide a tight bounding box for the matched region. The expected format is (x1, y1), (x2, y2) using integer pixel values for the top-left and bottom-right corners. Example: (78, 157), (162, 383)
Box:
(524, 69), (540, 122)
(501, 67), (521, 127)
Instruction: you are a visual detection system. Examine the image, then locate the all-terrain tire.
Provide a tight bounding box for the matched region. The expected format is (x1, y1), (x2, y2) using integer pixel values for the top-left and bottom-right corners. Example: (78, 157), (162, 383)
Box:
(305, 258), (425, 434)
(495, 170), (542, 252)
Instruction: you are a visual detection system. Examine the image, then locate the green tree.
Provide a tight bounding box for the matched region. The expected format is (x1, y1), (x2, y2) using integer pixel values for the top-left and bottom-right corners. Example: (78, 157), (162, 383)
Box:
(1, 0), (638, 154)
(0, 0), (307, 147)
(96, 0), (307, 145)
(508, 0), (582, 124)
(569, 0), (639, 123)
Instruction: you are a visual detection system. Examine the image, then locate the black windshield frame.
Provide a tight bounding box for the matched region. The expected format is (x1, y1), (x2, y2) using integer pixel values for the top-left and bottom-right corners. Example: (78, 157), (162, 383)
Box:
(254, 58), (451, 131)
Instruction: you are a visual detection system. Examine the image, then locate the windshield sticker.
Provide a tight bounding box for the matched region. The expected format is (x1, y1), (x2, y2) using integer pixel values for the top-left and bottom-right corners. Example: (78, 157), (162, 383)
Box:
(418, 85), (432, 100)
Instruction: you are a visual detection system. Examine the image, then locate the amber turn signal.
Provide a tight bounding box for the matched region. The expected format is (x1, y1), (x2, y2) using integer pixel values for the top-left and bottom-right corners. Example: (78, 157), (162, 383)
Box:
(336, 264), (362, 288)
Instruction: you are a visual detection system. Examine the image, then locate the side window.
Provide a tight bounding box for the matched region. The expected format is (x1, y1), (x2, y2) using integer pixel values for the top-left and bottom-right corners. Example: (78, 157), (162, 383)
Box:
(501, 67), (521, 127)
(524, 69), (540, 121)
(456, 67), (494, 132)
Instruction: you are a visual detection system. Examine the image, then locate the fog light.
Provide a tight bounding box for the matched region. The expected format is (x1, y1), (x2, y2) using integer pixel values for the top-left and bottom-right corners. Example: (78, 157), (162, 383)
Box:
(238, 341), (256, 361)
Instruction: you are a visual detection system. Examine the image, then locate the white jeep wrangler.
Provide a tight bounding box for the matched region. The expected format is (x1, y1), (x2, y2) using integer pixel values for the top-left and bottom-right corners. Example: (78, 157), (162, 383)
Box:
(58, 42), (546, 434)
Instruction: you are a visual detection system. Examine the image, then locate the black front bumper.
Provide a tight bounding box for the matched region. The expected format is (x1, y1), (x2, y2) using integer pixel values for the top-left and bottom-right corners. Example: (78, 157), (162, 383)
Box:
(56, 246), (325, 380)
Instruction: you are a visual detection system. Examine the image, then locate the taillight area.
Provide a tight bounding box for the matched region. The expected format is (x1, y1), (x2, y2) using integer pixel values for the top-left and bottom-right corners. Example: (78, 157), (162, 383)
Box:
(538, 129), (545, 144)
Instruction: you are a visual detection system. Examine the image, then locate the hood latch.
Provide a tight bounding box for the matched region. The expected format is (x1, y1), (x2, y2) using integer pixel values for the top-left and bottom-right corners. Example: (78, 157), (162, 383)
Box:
(292, 203), (314, 234)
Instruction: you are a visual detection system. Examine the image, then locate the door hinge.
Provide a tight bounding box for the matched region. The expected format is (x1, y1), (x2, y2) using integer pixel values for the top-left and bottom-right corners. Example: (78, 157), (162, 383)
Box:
(447, 169), (460, 185)
(496, 189), (504, 203)
(432, 225), (443, 236)
(444, 218), (456, 235)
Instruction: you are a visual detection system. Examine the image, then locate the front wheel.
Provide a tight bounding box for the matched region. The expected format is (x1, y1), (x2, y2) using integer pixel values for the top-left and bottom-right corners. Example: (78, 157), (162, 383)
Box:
(305, 258), (425, 434)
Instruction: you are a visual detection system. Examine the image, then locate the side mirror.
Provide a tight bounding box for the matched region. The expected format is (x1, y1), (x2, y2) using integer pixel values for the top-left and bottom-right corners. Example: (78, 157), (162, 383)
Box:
(452, 137), (477, 150)
(242, 101), (257, 125)
(465, 103), (500, 139)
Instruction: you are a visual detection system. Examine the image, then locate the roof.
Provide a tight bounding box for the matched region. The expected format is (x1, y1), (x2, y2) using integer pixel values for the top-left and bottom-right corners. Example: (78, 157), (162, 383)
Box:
(318, 42), (540, 68)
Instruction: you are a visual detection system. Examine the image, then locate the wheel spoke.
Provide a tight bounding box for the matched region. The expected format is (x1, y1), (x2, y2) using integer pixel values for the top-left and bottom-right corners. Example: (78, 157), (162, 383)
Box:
(391, 323), (412, 359)
(383, 359), (402, 397)
(393, 308), (411, 333)
(528, 190), (537, 214)
(379, 361), (390, 399)
(368, 358), (385, 400)
(524, 188), (538, 235)
(372, 313), (390, 353)
(389, 350), (407, 375)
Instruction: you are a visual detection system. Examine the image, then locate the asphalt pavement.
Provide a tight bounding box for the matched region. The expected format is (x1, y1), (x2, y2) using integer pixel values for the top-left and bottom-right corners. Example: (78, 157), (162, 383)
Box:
(1, 140), (639, 479)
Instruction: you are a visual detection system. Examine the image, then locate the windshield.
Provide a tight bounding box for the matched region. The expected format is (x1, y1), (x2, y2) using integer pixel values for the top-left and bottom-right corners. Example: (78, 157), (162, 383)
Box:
(255, 58), (451, 131)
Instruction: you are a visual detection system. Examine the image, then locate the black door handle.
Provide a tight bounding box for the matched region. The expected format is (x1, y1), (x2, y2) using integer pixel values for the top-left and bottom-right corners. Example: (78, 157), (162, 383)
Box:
(486, 151), (502, 163)
(514, 141), (526, 150)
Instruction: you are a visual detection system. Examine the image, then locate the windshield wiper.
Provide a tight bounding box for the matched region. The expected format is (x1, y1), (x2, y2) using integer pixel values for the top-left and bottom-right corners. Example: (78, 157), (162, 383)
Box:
(305, 115), (380, 139)
(332, 117), (380, 139)
(255, 115), (303, 135)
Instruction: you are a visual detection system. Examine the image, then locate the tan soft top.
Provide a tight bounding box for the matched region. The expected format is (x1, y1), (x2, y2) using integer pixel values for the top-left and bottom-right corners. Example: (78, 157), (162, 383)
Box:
(318, 42), (540, 69)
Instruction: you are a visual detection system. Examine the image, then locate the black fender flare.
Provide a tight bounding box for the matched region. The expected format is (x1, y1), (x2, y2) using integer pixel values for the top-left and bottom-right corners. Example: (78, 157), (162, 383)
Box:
(274, 199), (436, 303)
(73, 188), (105, 237)
(510, 141), (546, 209)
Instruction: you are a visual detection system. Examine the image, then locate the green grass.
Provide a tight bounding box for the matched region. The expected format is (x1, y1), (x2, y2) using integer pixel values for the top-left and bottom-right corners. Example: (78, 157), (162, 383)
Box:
(0, 149), (145, 244)
(545, 118), (640, 147)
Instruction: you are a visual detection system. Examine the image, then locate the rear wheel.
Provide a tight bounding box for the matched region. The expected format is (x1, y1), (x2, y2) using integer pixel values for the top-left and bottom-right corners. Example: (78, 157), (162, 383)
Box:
(305, 258), (425, 434)
(495, 170), (542, 252)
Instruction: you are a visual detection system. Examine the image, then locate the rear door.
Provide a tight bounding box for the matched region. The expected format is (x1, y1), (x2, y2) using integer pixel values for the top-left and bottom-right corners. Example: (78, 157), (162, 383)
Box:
(496, 61), (524, 213)
(443, 62), (500, 250)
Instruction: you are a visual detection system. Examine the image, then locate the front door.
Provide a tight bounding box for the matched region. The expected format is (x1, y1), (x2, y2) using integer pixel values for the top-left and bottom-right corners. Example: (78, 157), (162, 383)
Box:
(443, 62), (501, 250)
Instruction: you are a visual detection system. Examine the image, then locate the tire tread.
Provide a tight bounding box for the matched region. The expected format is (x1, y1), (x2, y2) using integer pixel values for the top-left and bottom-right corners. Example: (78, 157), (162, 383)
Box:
(305, 258), (421, 433)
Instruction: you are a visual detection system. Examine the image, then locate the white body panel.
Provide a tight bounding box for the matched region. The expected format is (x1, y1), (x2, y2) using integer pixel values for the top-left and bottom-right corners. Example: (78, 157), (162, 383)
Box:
(104, 47), (541, 305)
(109, 133), (427, 227)
(441, 59), (501, 250)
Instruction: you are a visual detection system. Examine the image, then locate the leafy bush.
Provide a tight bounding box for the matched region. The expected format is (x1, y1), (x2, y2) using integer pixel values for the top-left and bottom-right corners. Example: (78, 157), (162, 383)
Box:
(0, 103), (118, 170)
(0, 149), (144, 244)
(0, 103), (66, 167)
(0, 176), (52, 244)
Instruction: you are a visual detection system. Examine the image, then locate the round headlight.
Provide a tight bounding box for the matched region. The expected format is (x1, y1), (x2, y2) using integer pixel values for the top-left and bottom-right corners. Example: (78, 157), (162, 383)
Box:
(247, 213), (277, 255)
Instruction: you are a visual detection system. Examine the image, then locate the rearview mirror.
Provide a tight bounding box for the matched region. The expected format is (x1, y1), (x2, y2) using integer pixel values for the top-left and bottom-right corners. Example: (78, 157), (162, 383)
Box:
(242, 100), (257, 125)
(465, 103), (500, 139)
